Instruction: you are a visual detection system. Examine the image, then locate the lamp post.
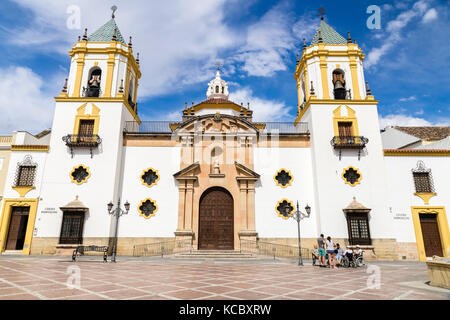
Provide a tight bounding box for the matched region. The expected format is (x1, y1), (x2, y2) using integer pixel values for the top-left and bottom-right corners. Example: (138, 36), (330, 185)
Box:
(107, 198), (130, 262)
(290, 201), (311, 266)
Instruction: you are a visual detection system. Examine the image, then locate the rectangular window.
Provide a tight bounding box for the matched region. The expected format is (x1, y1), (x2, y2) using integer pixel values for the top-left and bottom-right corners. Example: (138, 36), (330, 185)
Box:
(346, 212), (371, 245)
(78, 120), (95, 136)
(338, 122), (353, 137)
(16, 166), (36, 186)
(59, 211), (85, 244)
(413, 172), (433, 193)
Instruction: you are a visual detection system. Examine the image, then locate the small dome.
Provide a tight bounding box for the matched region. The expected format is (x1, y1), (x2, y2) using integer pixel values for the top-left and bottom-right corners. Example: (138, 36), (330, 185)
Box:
(206, 68), (229, 100)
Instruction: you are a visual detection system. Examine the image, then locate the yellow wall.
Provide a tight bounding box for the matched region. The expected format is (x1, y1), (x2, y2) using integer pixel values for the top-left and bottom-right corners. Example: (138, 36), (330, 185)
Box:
(411, 206), (449, 262)
(0, 198), (39, 255)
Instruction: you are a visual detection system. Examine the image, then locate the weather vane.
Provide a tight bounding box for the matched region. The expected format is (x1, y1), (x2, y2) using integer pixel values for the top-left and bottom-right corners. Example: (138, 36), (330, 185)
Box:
(111, 5), (118, 19)
(318, 7), (326, 20)
(215, 61), (223, 71)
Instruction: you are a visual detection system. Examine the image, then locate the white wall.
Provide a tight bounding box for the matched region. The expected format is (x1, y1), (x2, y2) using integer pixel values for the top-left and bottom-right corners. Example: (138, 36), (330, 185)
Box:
(254, 147), (317, 238)
(117, 146), (180, 237)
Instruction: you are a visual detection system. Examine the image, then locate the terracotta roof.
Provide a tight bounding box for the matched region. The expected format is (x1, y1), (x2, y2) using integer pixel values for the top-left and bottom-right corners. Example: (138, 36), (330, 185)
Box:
(343, 197), (370, 212)
(194, 98), (240, 106)
(60, 196), (89, 212)
(383, 149), (450, 153)
(394, 126), (450, 141)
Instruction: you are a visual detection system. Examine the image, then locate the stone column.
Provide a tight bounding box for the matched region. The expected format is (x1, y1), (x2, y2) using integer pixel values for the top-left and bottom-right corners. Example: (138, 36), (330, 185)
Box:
(239, 180), (248, 231)
(247, 181), (256, 231)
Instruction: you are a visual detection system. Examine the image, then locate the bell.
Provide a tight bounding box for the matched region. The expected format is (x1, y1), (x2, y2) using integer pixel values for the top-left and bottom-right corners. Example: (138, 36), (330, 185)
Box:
(334, 80), (345, 90)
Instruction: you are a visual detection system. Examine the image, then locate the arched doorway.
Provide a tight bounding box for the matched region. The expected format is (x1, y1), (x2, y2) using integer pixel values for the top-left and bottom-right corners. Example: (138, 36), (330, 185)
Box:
(198, 187), (234, 250)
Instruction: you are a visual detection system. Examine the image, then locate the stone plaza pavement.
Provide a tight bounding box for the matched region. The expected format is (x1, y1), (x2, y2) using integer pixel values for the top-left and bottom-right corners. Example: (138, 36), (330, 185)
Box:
(0, 256), (448, 300)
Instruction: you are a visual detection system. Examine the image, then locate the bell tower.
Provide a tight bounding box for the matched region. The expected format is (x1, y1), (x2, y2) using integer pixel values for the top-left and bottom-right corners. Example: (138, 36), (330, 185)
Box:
(294, 17), (393, 246)
(35, 8), (142, 252)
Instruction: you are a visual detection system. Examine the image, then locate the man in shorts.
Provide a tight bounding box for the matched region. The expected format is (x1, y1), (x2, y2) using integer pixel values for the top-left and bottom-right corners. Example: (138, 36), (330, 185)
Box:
(317, 234), (326, 267)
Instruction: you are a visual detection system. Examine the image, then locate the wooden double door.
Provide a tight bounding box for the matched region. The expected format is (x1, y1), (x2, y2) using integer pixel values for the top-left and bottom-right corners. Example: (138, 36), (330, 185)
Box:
(6, 207), (30, 250)
(420, 214), (443, 257)
(198, 187), (234, 250)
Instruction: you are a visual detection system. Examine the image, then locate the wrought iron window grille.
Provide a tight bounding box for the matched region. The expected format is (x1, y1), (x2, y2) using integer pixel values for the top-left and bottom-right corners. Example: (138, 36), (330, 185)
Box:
(274, 169), (293, 187)
(411, 161), (435, 193)
(82, 86), (102, 98)
(71, 165), (90, 184)
(343, 167), (361, 186)
(14, 155), (37, 187)
(141, 168), (160, 188)
(276, 199), (295, 219)
(138, 199), (158, 219)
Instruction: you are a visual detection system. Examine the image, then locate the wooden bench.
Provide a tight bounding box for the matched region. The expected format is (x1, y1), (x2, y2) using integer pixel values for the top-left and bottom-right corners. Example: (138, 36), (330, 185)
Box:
(72, 245), (109, 262)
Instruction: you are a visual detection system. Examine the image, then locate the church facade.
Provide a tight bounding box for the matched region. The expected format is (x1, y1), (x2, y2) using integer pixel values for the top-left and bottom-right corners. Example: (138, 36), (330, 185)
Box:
(0, 16), (448, 262)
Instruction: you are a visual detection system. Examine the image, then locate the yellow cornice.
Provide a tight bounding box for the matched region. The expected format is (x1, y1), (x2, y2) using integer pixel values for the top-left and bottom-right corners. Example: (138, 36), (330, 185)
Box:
(384, 150), (450, 157)
(54, 97), (141, 124)
(69, 45), (141, 78)
(414, 192), (437, 205)
(11, 145), (49, 152)
(12, 186), (35, 198)
(294, 98), (378, 125)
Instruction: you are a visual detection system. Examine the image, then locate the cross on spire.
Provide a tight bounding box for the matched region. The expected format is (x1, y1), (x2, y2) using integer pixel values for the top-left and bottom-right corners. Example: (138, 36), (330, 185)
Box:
(215, 61), (223, 71)
(111, 5), (117, 19)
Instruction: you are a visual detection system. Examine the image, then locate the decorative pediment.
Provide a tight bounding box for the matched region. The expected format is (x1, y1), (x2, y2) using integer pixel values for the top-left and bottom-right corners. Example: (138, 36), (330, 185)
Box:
(174, 114), (258, 135)
(173, 162), (200, 181)
(235, 161), (260, 181)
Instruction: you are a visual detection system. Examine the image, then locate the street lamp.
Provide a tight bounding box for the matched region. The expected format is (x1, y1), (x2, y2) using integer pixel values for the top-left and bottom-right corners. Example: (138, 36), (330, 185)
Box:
(290, 201), (311, 266)
(107, 198), (130, 262)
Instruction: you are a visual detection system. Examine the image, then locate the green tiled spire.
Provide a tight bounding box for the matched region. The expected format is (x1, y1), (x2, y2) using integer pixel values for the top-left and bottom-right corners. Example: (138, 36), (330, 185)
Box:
(87, 18), (126, 44)
(310, 20), (347, 45)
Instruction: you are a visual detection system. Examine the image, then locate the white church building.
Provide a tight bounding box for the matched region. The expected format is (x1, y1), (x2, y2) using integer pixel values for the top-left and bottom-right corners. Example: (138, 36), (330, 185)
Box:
(0, 16), (448, 262)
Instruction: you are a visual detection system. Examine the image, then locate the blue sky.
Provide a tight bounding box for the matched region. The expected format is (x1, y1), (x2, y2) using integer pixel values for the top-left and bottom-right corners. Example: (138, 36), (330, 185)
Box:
(0, 0), (449, 134)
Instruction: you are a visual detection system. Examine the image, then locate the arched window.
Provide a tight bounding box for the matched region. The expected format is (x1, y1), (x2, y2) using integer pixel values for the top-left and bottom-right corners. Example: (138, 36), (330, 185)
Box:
(221, 87), (224, 94)
(215, 86), (219, 93)
(128, 78), (135, 109)
(332, 69), (346, 100)
(85, 67), (101, 97)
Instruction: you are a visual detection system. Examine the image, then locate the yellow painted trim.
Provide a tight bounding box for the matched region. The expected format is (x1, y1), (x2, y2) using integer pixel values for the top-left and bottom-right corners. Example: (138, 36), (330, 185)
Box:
(10, 146), (49, 152)
(411, 206), (449, 261)
(140, 167), (160, 188)
(319, 56), (330, 99)
(341, 166), (362, 187)
(273, 168), (293, 188)
(294, 99), (378, 125)
(332, 105), (359, 137)
(72, 54), (86, 98)
(104, 54), (115, 98)
(275, 199), (295, 220)
(124, 66), (131, 103)
(73, 103), (100, 136)
(414, 192), (437, 205)
(0, 198), (39, 254)
(384, 150), (450, 157)
(12, 186), (35, 198)
(138, 198), (158, 220)
(349, 58), (361, 100)
(70, 164), (91, 185)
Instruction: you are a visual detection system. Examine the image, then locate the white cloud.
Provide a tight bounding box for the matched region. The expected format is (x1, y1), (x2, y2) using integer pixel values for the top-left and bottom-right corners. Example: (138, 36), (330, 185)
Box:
(229, 87), (293, 122)
(365, 0), (429, 68)
(233, 4), (295, 77)
(399, 96), (417, 102)
(379, 114), (432, 129)
(422, 8), (438, 23)
(0, 66), (54, 134)
(9, 0), (237, 97)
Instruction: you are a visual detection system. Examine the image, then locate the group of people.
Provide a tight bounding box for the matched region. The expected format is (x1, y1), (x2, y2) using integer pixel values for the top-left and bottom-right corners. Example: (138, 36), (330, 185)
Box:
(312, 234), (363, 268)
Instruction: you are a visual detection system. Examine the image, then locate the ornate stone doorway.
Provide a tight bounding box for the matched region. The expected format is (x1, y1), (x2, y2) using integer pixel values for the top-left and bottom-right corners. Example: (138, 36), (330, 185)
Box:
(198, 187), (234, 250)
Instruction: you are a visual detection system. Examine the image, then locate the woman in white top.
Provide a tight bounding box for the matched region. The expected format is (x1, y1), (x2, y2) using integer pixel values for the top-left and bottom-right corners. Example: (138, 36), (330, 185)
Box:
(325, 236), (336, 269)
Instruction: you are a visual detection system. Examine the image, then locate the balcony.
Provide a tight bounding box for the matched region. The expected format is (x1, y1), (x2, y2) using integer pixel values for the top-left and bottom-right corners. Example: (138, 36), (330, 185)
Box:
(62, 134), (102, 158)
(331, 136), (369, 160)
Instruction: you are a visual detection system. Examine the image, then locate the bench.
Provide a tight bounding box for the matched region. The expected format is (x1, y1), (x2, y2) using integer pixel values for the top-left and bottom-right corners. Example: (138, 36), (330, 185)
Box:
(72, 245), (109, 262)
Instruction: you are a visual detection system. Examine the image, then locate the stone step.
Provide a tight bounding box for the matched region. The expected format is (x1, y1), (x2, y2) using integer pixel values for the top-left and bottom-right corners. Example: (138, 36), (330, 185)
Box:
(174, 251), (255, 259)
(2, 250), (22, 255)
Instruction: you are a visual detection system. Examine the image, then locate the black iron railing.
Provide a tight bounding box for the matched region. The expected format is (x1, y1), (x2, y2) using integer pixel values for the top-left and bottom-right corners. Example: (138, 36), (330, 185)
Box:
(62, 134), (102, 158)
(133, 239), (193, 257)
(124, 121), (309, 135)
(240, 239), (310, 260)
(331, 136), (368, 149)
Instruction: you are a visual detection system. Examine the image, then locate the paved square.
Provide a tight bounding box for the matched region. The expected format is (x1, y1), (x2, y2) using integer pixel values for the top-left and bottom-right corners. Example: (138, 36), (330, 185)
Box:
(0, 256), (448, 300)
